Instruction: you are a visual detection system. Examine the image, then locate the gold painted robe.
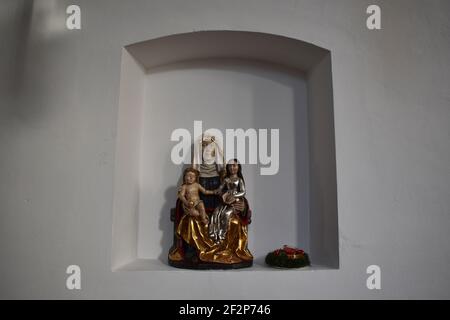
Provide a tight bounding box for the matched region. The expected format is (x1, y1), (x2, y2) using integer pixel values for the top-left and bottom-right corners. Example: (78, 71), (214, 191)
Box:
(169, 213), (253, 264)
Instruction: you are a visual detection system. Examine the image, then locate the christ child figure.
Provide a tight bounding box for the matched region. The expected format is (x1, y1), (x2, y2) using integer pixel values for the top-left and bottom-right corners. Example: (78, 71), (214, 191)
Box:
(178, 168), (215, 225)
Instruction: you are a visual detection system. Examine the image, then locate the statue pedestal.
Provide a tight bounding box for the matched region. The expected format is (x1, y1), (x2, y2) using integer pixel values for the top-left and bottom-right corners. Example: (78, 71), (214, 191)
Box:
(169, 259), (253, 270)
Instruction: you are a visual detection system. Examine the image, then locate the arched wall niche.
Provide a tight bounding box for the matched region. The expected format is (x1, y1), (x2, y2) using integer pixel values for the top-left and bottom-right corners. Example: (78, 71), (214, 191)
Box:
(112, 30), (338, 271)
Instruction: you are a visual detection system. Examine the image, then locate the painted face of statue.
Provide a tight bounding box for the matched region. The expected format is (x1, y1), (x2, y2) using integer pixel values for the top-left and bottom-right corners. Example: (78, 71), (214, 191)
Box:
(229, 162), (239, 175)
(184, 171), (196, 184)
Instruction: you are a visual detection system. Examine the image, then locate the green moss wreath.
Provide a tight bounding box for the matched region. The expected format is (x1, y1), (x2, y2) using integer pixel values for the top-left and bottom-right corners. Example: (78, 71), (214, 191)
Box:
(265, 246), (310, 268)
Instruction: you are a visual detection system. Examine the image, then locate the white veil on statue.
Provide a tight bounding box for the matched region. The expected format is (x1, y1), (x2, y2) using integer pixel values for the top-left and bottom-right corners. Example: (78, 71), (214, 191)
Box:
(192, 131), (224, 177)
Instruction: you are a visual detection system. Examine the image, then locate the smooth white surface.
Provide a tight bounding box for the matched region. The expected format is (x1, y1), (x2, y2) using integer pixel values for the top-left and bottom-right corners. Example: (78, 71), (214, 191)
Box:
(1, 0), (450, 299)
(115, 258), (323, 272)
(126, 30), (327, 72)
(307, 55), (339, 268)
(111, 49), (144, 269)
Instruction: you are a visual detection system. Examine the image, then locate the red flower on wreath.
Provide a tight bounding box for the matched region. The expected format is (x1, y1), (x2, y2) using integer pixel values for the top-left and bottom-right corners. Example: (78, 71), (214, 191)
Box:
(273, 245), (306, 256)
(282, 245), (304, 255)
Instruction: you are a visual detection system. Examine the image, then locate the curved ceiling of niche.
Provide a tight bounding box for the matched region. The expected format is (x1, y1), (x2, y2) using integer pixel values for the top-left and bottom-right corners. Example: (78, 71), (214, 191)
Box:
(125, 30), (330, 73)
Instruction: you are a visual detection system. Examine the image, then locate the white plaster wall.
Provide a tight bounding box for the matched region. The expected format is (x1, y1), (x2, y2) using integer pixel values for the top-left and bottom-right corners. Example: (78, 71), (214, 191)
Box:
(111, 49), (145, 269)
(1, 0), (449, 299)
(307, 54), (339, 268)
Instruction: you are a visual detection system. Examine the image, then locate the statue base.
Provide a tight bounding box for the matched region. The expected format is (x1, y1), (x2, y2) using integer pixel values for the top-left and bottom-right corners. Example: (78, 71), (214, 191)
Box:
(168, 258), (253, 270)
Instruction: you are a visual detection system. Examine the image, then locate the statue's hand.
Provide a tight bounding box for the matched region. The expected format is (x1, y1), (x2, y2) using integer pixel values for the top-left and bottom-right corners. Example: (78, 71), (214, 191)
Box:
(222, 192), (235, 204)
(232, 200), (245, 212)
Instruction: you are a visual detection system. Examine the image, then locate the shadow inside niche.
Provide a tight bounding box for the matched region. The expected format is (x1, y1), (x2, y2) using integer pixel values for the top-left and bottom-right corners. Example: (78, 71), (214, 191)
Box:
(158, 164), (189, 264)
(253, 255), (267, 267)
(1, 0), (33, 110)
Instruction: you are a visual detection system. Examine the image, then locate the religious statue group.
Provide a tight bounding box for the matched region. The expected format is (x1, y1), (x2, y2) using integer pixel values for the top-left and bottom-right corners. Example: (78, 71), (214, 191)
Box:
(168, 133), (253, 269)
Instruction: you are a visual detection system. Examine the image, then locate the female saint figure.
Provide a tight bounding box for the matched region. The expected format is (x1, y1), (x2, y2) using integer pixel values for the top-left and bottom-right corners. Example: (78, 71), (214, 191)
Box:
(209, 160), (246, 243)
